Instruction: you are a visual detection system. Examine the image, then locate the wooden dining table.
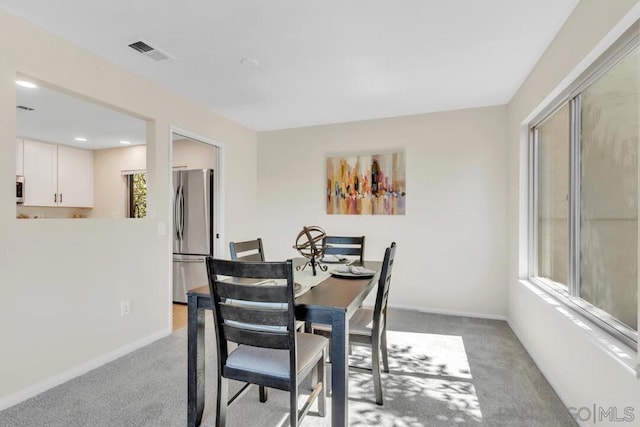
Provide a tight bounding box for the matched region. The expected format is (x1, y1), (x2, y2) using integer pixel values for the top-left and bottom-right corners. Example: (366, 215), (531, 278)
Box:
(186, 257), (382, 427)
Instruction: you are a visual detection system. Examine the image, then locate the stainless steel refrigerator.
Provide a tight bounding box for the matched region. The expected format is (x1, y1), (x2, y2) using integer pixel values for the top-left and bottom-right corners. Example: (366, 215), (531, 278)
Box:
(172, 169), (214, 303)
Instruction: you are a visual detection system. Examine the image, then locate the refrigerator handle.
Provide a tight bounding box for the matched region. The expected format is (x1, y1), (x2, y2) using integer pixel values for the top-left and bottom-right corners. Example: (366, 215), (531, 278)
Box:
(174, 185), (181, 241)
(172, 258), (205, 264)
(203, 171), (211, 249)
(179, 185), (185, 240)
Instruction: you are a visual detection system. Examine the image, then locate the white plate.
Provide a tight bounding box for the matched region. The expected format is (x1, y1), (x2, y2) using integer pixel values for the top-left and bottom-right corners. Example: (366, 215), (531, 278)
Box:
(331, 270), (375, 279)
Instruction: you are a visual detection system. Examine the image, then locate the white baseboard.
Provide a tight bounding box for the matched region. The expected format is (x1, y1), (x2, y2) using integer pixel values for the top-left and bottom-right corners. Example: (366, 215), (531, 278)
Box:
(388, 303), (507, 321)
(0, 328), (172, 411)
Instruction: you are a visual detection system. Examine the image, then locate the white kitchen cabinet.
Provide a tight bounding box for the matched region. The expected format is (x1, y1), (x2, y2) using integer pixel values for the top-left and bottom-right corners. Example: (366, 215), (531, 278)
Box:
(22, 140), (94, 207)
(16, 138), (24, 176)
(57, 145), (93, 207)
(23, 140), (58, 206)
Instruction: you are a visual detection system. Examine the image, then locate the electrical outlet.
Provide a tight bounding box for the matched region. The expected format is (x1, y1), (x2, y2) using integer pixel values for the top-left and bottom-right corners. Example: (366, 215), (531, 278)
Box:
(120, 299), (131, 316)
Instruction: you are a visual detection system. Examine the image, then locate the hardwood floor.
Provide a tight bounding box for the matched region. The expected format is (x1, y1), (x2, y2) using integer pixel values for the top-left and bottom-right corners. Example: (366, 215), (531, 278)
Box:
(172, 303), (188, 331)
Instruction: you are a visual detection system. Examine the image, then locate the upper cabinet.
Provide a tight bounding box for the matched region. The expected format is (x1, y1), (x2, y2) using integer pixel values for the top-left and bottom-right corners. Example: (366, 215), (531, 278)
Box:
(57, 145), (93, 207)
(16, 138), (24, 176)
(23, 139), (94, 207)
(23, 140), (57, 206)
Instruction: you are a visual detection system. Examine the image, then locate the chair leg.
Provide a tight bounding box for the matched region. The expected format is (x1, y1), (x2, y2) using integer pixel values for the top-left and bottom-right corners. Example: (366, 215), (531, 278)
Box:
(318, 349), (326, 417)
(311, 363), (317, 386)
(259, 386), (268, 403)
(371, 336), (384, 405)
(381, 325), (390, 373)
(216, 377), (228, 427)
(290, 383), (299, 427)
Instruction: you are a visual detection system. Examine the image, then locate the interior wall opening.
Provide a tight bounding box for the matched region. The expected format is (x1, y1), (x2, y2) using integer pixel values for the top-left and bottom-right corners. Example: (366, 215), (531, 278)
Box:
(169, 128), (222, 331)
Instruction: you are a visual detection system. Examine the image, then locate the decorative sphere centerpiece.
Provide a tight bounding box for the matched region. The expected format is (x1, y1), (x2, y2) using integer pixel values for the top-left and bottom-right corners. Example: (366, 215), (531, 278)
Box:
(293, 225), (328, 275)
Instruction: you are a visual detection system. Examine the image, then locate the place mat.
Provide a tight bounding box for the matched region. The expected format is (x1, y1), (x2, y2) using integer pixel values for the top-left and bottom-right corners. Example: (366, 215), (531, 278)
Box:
(293, 266), (333, 296)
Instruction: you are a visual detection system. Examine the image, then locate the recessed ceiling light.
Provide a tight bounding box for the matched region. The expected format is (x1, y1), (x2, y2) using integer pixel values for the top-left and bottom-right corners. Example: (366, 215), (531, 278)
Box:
(16, 80), (37, 89)
(75, 137), (87, 142)
(120, 140), (131, 145)
(240, 57), (259, 68)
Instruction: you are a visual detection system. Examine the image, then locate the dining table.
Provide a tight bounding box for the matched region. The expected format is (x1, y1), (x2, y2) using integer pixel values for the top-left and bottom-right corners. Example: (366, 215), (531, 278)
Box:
(186, 257), (382, 427)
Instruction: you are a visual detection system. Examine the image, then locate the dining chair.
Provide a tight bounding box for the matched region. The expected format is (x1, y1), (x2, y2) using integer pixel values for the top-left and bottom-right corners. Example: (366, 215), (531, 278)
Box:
(229, 238), (265, 261)
(206, 258), (328, 427)
(323, 235), (365, 263)
(314, 241), (396, 405)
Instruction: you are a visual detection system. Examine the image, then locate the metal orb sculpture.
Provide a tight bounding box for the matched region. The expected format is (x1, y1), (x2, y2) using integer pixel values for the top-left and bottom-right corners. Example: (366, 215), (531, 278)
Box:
(294, 225), (328, 275)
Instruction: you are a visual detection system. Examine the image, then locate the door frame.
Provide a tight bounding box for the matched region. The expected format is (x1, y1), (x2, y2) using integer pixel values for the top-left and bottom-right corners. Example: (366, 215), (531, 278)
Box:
(168, 125), (225, 259)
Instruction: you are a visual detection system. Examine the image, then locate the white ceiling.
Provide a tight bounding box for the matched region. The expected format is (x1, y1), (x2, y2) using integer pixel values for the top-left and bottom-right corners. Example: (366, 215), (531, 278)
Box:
(2, 0), (578, 132)
(16, 83), (146, 150)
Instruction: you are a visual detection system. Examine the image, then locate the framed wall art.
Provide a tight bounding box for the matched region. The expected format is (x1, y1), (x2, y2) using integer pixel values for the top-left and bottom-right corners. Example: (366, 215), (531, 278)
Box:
(326, 151), (406, 215)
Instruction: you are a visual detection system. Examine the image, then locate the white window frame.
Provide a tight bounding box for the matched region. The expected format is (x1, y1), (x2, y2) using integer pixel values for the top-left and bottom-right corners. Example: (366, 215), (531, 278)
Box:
(527, 25), (639, 349)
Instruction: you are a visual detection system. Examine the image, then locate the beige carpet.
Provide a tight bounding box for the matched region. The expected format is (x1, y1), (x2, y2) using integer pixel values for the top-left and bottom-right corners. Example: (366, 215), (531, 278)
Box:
(0, 309), (577, 426)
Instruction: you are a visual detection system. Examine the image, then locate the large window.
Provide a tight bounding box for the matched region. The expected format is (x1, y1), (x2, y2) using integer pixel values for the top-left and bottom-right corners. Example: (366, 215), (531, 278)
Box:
(530, 37), (638, 346)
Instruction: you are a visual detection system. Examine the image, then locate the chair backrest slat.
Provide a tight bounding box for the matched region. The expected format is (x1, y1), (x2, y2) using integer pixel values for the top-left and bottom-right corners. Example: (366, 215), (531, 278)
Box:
(229, 238), (265, 262)
(323, 235), (365, 263)
(236, 252), (263, 262)
(212, 259), (288, 279)
(220, 304), (289, 327)
(324, 246), (362, 257)
(324, 236), (363, 245)
(223, 325), (290, 350)
(217, 280), (288, 303)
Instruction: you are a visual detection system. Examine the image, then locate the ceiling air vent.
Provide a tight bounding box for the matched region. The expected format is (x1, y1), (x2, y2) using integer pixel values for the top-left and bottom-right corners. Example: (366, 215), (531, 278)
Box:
(16, 105), (35, 111)
(128, 39), (173, 61)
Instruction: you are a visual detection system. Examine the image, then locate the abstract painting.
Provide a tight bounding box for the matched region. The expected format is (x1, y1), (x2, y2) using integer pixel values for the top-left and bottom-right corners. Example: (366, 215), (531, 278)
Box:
(326, 151), (406, 215)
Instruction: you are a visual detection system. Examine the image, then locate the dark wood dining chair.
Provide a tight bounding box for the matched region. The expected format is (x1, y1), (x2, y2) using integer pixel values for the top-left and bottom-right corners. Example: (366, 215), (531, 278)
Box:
(323, 235), (365, 263)
(314, 242), (396, 405)
(229, 238), (265, 261)
(206, 258), (328, 426)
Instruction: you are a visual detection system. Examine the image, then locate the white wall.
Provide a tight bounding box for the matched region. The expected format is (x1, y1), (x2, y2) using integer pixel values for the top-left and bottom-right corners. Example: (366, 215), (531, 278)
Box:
(257, 106), (508, 317)
(507, 0), (640, 423)
(0, 9), (257, 406)
(172, 138), (218, 171)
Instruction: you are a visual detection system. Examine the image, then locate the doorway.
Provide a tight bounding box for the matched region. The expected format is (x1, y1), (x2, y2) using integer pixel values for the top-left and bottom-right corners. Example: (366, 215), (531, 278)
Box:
(170, 127), (223, 330)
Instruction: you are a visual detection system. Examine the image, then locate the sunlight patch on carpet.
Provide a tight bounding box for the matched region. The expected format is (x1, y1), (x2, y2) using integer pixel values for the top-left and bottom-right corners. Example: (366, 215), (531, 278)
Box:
(348, 330), (482, 425)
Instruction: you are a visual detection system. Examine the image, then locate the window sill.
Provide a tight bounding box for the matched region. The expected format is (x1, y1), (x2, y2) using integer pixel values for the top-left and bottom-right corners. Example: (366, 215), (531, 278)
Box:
(518, 279), (639, 378)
